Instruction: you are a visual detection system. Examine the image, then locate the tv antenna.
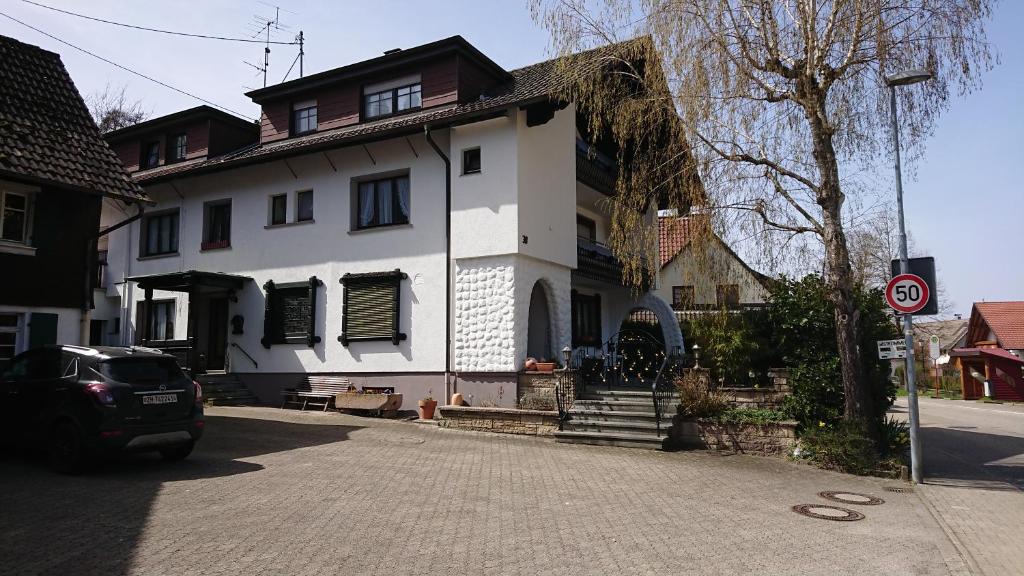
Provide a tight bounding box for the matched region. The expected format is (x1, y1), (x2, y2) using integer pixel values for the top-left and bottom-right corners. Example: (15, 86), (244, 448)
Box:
(243, 4), (293, 87)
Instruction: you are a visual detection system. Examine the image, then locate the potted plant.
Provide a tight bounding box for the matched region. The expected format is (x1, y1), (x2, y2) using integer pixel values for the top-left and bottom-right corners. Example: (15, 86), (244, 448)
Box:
(418, 390), (438, 420)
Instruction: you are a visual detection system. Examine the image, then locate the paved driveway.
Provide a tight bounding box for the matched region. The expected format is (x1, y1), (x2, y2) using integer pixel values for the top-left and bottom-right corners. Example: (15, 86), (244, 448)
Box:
(1, 407), (964, 576)
(894, 396), (1024, 575)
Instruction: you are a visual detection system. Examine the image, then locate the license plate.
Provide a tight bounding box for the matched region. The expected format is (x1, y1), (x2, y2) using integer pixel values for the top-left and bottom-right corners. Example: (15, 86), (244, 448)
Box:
(142, 394), (177, 405)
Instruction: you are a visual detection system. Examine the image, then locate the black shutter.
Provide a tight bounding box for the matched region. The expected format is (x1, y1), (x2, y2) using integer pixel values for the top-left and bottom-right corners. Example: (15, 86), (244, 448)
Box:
(262, 277), (322, 348)
(338, 270), (407, 346)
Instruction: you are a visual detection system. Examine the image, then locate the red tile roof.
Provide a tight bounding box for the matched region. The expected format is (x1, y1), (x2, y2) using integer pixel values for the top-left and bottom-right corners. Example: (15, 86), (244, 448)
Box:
(658, 215), (708, 267)
(975, 301), (1024, 349)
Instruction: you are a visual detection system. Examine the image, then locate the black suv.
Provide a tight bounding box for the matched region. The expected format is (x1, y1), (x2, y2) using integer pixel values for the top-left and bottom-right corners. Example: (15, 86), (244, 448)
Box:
(0, 345), (204, 472)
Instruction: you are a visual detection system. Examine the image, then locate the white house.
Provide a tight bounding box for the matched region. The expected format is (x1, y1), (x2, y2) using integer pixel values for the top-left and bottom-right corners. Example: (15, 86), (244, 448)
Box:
(655, 213), (769, 313)
(96, 36), (683, 408)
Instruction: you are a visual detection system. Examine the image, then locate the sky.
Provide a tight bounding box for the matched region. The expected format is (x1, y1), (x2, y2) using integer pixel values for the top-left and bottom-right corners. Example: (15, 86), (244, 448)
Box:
(1, 0), (1021, 318)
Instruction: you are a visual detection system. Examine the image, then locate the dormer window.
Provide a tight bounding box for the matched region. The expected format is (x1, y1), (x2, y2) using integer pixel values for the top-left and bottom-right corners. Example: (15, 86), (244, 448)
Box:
(169, 133), (187, 162)
(292, 100), (317, 135)
(141, 141), (159, 169)
(364, 82), (422, 120)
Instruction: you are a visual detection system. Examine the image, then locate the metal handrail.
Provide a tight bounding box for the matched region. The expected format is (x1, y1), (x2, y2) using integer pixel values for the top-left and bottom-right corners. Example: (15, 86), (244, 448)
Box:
(554, 366), (578, 431)
(652, 354), (686, 437)
(230, 342), (258, 369)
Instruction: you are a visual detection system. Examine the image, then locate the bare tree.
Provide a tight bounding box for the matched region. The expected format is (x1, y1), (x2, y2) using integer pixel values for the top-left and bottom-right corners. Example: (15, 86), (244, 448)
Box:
(87, 84), (148, 133)
(533, 0), (994, 426)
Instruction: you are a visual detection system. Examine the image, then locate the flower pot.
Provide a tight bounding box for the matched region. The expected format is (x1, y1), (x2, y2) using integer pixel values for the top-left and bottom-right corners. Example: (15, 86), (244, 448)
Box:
(418, 399), (438, 420)
(535, 362), (555, 373)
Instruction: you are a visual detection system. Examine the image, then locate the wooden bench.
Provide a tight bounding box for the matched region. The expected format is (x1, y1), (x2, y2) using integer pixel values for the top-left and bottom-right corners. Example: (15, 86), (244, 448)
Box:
(281, 376), (354, 411)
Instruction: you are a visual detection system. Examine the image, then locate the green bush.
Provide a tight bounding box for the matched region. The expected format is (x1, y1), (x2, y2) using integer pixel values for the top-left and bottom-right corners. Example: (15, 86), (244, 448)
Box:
(680, 307), (778, 387)
(799, 421), (880, 475)
(674, 372), (728, 419)
(714, 407), (788, 425)
(769, 275), (899, 436)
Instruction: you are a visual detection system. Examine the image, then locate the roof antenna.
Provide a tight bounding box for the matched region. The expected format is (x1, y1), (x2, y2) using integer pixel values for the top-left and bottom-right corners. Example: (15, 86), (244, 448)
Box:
(244, 3), (293, 87)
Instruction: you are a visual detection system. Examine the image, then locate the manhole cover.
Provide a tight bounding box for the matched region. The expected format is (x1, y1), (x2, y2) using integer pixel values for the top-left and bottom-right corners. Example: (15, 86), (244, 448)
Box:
(883, 485), (913, 493)
(818, 491), (885, 505)
(792, 504), (865, 522)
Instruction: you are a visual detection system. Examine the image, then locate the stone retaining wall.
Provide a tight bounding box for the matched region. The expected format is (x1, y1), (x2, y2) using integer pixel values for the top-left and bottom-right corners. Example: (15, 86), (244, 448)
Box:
(517, 372), (558, 410)
(438, 406), (559, 437)
(668, 416), (797, 456)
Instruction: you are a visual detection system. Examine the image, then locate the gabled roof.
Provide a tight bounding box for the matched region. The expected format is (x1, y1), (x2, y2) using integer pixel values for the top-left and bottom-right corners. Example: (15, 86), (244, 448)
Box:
(133, 38), (644, 186)
(914, 319), (969, 351)
(658, 214), (771, 287)
(245, 35), (512, 103)
(104, 105), (257, 143)
(969, 301), (1024, 349)
(0, 35), (146, 202)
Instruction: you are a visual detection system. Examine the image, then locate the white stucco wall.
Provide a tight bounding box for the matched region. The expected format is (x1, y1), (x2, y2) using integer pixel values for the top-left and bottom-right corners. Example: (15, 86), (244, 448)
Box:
(103, 133), (450, 373)
(655, 238), (768, 307)
(450, 116), (519, 259)
(0, 306), (83, 349)
(454, 253), (571, 372)
(517, 104), (577, 269)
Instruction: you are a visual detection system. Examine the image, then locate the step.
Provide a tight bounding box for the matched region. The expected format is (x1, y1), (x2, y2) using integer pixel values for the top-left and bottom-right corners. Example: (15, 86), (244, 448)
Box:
(205, 396), (260, 406)
(553, 430), (667, 450)
(573, 399), (660, 412)
(566, 408), (661, 423)
(566, 419), (664, 434)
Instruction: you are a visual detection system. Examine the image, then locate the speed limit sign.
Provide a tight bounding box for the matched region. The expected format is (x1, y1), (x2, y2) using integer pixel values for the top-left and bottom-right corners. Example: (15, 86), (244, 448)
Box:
(885, 274), (930, 314)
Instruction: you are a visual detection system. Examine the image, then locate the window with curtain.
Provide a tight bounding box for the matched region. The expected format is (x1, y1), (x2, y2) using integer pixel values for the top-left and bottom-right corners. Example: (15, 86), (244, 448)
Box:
(356, 175), (410, 229)
(202, 200), (231, 250)
(140, 210), (179, 257)
(136, 300), (175, 342)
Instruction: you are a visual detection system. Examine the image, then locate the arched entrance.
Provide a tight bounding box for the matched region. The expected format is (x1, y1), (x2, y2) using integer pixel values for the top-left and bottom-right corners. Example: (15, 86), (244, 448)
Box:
(527, 281), (553, 360)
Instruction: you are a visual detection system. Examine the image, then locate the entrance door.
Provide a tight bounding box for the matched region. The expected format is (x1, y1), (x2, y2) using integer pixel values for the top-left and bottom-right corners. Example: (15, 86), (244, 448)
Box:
(206, 297), (229, 371)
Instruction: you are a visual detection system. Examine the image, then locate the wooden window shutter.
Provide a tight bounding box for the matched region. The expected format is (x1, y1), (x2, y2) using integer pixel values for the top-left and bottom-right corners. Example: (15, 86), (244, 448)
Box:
(338, 270), (407, 346)
(261, 277), (322, 348)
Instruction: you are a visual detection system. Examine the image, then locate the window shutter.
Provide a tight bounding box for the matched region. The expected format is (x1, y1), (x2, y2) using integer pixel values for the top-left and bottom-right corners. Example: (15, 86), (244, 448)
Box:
(261, 277), (322, 348)
(28, 312), (59, 348)
(339, 270), (407, 346)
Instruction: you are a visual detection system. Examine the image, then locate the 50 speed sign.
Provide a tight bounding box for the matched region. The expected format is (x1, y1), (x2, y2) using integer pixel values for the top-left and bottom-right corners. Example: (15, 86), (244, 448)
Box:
(885, 274), (930, 314)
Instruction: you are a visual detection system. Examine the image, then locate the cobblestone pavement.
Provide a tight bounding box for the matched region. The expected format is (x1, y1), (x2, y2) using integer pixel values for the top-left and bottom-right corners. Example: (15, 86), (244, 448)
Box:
(896, 396), (1024, 575)
(1, 407), (966, 576)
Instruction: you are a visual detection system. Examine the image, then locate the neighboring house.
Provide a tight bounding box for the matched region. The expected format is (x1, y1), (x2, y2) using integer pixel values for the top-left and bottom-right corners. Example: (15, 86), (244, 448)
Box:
(908, 318), (968, 378)
(0, 35), (146, 372)
(97, 36), (685, 408)
(951, 301), (1024, 400)
(655, 213), (769, 314)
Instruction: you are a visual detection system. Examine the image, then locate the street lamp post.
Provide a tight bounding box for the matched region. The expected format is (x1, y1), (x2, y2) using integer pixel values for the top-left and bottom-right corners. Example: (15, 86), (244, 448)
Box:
(886, 68), (932, 484)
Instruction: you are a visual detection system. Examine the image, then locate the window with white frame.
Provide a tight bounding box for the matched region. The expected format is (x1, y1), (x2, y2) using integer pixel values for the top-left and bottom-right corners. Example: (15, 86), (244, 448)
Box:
(1, 190), (30, 244)
(0, 312), (23, 371)
(364, 83), (421, 120)
(292, 100), (317, 135)
(355, 175), (410, 229)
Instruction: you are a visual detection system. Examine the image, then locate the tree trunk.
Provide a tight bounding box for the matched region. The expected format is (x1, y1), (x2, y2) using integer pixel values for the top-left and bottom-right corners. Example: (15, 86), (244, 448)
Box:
(804, 95), (874, 427)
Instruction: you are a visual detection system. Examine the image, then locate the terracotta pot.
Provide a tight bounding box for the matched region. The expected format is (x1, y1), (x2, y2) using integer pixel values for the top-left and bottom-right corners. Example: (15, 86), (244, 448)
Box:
(535, 362), (556, 373)
(418, 398), (438, 420)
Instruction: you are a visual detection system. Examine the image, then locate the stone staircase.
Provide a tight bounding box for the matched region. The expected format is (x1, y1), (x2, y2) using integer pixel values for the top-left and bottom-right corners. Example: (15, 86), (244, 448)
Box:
(196, 371), (260, 406)
(553, 389), (674, 450)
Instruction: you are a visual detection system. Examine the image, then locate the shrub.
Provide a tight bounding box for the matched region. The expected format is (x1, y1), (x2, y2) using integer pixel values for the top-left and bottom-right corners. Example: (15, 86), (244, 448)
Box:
(674, 371), (729, 419)
(879, 416), (910, 457)
(769, 275), (899, 436)
(714, 407), (788, 425)
(680, 307), (778, 387)
(799, 421), (879, 475)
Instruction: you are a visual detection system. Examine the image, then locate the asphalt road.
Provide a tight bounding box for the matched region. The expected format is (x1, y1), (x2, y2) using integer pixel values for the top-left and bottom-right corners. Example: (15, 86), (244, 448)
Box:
(894, 396), (1024, 575)
(897, 396), (1024, 490)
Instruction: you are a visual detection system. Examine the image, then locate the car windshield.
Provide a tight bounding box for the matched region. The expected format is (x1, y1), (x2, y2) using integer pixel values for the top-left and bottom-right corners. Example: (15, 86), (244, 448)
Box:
(97, 357), (185, 384)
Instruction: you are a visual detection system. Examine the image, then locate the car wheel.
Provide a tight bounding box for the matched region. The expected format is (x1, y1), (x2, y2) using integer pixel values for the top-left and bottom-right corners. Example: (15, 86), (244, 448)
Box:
(49, 421), (86, 474)
(159, 441), (195, 462)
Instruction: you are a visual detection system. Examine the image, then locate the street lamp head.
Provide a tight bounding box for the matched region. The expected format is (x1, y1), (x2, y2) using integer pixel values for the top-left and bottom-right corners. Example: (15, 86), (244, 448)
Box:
(886, 68), (932, 87)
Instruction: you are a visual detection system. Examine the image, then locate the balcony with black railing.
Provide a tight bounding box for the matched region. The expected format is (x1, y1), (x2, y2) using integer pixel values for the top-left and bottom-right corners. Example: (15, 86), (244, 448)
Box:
(574, 237), (624, 285)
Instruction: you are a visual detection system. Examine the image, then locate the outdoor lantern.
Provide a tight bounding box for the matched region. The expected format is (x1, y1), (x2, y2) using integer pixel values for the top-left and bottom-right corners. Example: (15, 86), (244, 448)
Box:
(562, 346), (572, 368)
(692, 343), (701, 368)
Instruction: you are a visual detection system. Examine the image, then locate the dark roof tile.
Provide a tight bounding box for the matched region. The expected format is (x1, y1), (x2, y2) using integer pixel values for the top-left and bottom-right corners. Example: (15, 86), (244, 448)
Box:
(0, 35), (146, 202)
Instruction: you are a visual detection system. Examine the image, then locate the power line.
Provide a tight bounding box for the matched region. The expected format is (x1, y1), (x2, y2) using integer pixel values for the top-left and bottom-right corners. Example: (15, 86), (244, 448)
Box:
(20, 0), (298, 45)
(0, 11), (256, 121)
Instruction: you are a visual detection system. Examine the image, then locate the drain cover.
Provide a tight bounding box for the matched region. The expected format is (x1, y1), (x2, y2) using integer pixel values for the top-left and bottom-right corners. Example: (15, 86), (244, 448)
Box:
(792, 504), (865, 522)
(883, 485), (913, 493)
(818, 491), (885, 505)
